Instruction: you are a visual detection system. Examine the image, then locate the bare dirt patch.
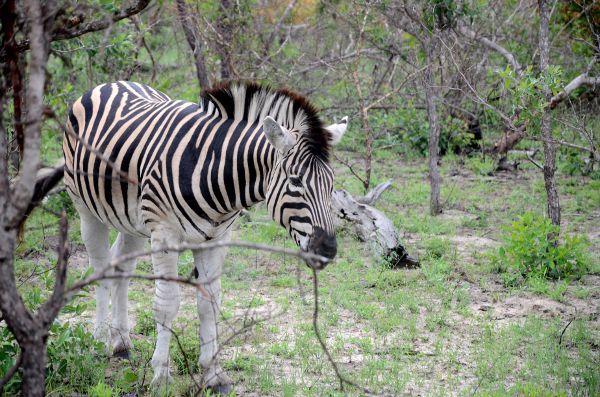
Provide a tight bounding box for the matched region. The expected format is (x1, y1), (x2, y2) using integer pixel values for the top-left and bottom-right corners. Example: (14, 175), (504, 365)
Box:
(449, 234), (498, 262)
(468, 281), (600, 327)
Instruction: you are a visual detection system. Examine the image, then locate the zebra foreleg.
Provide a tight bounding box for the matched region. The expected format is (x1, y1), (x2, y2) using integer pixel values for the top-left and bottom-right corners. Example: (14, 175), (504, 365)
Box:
(193, 232), (232, 394)
(76, 203), (112, 348)
(150, 231), (181, 386)
(110, 232), (146, 358)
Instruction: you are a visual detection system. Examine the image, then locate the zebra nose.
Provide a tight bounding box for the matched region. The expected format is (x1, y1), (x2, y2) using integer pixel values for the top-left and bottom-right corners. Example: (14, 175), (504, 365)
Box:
(308, 227), (337, 264)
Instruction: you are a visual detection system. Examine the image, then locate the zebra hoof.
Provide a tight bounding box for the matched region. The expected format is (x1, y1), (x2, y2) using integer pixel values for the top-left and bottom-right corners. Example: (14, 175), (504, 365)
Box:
(204, 383), (233, 396)
(113, 349), (131, 360)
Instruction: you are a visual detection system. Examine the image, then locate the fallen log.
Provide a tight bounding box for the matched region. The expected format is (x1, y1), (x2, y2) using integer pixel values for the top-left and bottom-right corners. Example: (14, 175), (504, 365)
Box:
(332, 181), (419, 268)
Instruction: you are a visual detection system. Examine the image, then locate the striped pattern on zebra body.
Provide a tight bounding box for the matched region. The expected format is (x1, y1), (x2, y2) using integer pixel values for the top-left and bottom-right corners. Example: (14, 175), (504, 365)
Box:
(63, 81), (347, 392)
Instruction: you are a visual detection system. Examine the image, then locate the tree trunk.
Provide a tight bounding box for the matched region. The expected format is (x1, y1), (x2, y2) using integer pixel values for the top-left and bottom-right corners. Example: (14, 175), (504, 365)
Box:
(423, 39), (442, 215)
(174, 0), (211, 90)
(0, 231), (45, 397)
(20, 339), (47, 397)
(538, 0), (560, 229)
(216, 0), (234, 79)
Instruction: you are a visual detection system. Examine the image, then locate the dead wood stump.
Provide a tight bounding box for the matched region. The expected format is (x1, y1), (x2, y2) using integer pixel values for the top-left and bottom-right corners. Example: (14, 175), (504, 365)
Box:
(332, 181), (419, 268)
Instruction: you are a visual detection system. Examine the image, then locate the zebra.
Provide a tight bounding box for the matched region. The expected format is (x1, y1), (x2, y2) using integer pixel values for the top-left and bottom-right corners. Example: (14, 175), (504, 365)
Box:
(62, 81), (347, 393)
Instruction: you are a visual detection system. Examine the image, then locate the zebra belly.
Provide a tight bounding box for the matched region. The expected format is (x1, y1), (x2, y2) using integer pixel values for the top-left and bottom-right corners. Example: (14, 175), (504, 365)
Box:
(66, 176), (150, 238)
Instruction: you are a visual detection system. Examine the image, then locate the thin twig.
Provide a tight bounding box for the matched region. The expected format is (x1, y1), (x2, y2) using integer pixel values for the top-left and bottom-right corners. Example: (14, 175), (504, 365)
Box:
(0, 352), (22, 393)
(526, 150), (544, 170)
(165, 324), (202, 391)
(64, 241), (328, 302)
(333, 153), (367, 187)
(559, 318), (574, 346)
(530, 136), (599, 160)
(310, 268), (374, 395)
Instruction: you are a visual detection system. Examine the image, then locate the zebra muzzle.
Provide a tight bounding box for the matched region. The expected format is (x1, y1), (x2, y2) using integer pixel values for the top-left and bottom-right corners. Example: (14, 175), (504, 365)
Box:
(308, 226), (337, 265)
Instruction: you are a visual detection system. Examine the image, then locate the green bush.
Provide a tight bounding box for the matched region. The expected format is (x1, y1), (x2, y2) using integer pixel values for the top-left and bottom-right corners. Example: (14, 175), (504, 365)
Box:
(0, 307), (106, 395)
(492, 212), (589, 280)
(46, 321), (107, 389)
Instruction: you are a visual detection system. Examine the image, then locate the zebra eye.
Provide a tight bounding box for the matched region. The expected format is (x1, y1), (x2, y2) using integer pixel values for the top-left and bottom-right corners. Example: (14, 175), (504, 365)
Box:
(289, 176), (303, 187)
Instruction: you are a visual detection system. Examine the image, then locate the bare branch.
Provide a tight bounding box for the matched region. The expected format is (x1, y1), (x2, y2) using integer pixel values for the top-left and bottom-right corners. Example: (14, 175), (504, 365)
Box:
(0, 82), (9, 214)
(355, 180), (392, 205)
(262, 0), (298, 58)
(526, 150), (544, 170)
(549, 71), (600, 109)
(363, 65), (428, 112)
(63, 240), (329, 303)
(0, 0), (151, 62)
(129, 15), (157, 82)
(290, 49), (379, 75)
(332, 153), (367, 188)
(457, 25), (522, 72)
(531, 136), (600, 161)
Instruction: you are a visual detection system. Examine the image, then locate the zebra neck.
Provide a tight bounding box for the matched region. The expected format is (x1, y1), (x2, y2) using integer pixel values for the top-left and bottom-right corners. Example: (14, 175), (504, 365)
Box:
(192, 117), (277, 214)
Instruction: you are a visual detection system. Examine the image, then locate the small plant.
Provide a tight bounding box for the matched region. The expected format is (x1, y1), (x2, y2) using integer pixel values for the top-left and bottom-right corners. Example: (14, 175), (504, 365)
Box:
(422, 237), (450, 259)
(465, 156), (495, 176)
(0, 319), (106, 395)
(46, 321), (107, 390)
(492, 212), (589, 280)
(88, 382), (114, 397)
(134, 307), (155, 336)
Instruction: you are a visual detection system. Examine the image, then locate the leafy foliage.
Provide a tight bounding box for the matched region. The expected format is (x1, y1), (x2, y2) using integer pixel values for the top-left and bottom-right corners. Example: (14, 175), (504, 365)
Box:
(492, 212), (589, 280)
(0, 299), (106, 395)
(0, 323), (106, 395)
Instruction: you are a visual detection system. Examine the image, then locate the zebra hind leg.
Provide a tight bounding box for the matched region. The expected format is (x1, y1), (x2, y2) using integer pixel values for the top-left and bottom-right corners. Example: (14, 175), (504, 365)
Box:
(193, 231), (232, 395)
(110, 232), (146, 359)
(149, 229), (181, 387)
(76, 203), (112, 348)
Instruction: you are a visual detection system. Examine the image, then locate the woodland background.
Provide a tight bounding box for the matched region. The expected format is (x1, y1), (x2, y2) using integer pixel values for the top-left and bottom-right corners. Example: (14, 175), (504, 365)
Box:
(0, 0), (599, 396)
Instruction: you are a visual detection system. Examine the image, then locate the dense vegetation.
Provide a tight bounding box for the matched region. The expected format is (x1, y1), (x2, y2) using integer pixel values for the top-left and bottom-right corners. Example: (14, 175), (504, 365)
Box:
(0, 0), (598, 396)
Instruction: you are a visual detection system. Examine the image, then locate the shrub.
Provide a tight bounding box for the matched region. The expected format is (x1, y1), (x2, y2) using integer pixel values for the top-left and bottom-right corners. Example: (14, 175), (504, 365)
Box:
(493, 212), (589, 280)
(0, 304), (106, 395)
(46, 321), (107, 389)
(465, 156), (495, 176)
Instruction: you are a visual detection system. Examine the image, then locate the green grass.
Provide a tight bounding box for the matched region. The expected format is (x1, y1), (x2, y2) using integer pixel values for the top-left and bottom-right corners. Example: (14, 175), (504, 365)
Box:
(6, 142), (599, 396)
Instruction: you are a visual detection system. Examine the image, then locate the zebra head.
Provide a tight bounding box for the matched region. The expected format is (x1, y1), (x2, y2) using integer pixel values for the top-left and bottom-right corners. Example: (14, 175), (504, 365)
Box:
(263, 115), (347, 267)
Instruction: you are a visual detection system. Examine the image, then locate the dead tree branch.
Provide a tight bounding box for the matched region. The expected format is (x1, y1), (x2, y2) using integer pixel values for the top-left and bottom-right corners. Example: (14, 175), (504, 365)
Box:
(548, 61), (599, 109)
(531, 136), (600, 161)
(355, 180), (392, 205)
(333, 188), (418, 268)
(457, 25), (522, 72)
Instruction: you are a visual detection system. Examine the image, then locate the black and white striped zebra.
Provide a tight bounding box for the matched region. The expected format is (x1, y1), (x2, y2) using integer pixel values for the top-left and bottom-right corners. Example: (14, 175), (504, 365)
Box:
(63, 81), (347, 392)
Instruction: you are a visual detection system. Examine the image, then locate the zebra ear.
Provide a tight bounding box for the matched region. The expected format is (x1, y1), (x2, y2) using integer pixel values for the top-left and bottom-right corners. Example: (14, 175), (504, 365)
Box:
(325, 116), (348, 146)
(263, 116), (296, 153)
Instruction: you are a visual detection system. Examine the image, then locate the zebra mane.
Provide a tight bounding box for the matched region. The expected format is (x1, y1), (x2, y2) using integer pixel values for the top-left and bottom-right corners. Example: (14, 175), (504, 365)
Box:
(200, 81), (331, 160)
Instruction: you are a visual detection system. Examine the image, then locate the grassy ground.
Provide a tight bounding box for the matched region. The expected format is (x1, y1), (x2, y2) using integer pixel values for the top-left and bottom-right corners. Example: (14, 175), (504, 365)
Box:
(7, 151), (600, 396)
